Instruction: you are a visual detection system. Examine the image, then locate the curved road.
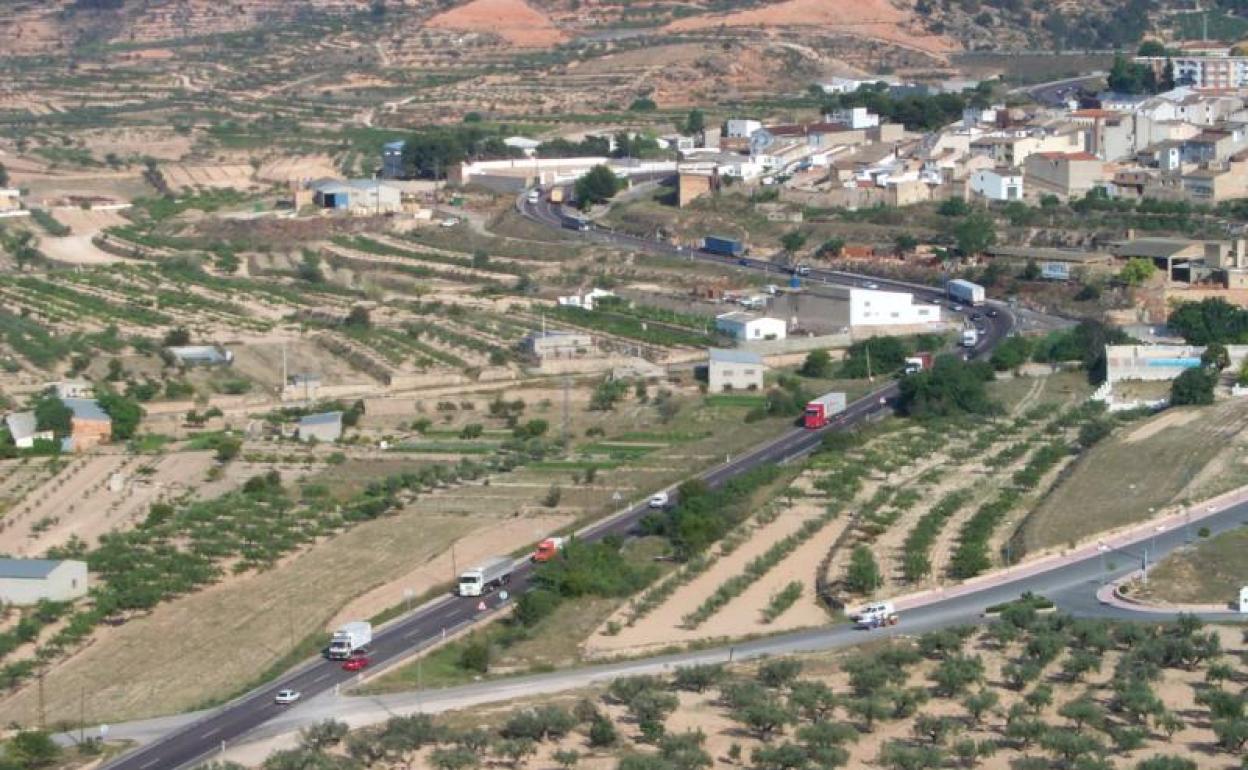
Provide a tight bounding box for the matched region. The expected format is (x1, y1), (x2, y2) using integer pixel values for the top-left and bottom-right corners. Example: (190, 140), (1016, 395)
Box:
(103, 219), (1006, 769)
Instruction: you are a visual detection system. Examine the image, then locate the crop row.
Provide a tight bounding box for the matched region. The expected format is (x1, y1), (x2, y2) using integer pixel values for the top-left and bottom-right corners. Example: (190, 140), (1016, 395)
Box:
(948, 440), (1070, 579)
(681, 504), (844, 628)
(0, 440), (559, 690)
(901, 488), (975, 582)
(544, 305), (717, 349)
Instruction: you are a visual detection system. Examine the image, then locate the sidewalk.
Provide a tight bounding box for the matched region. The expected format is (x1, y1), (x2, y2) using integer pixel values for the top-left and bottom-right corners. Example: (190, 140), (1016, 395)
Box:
(1095, 570), (1238, 615)
(892, 482), (1248, 612)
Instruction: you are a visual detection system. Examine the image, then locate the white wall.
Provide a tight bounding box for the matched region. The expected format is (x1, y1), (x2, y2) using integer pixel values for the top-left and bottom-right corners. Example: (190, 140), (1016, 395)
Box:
(716, 316), (787, 340)
(726, 119), (762, 139)
(708, 360), (765, 392)
(969, 170), (1023, 201)
(849, 289), (942, 327)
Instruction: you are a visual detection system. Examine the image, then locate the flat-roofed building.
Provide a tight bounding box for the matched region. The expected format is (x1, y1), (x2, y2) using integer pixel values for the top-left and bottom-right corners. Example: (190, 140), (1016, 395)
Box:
(707, 348), (765, 392)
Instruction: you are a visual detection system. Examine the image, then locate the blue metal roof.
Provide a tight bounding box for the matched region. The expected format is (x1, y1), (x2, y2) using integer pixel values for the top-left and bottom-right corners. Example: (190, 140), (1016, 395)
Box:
(299, 411), (343, 427)
(708, 348), (763, 365)
(62, 398), (110, 422)
(0, 558), (64, 580)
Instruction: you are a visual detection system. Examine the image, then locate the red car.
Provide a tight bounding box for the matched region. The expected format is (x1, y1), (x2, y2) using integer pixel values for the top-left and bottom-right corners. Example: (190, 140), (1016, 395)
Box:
(342, 656), (371, 672)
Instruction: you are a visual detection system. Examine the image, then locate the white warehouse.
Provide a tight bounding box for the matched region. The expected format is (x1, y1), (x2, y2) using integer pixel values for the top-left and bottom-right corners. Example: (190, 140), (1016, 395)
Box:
(715, 312), (787, 341)
(0, 559), (89, 605)
(849, 289), (942, 327)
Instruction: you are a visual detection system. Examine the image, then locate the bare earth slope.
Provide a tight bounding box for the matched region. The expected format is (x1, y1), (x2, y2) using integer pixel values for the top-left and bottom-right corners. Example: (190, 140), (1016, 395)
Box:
(666, 0), (954, 55)
(425, 0), (567, 46)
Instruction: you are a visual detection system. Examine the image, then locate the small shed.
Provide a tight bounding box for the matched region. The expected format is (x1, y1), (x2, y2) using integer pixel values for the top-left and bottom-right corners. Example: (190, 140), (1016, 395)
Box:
(298, 411), (343, 443)
(0, 559), (88, 605)
(166, 345), (233, 367)
(5, 411), (52, 449)
(707, 349), (765, 393)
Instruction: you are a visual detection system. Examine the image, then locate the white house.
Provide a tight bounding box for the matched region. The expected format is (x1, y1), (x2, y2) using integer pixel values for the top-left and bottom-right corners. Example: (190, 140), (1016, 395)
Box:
(725, 119), (763, 139)
(707, 349), (765, 392)
(827, 107), (880, 130)
(849, 289), (942, 327)
(968, 168), (1024, 201)
(0, 559), (88, 605)
(715, 312), (787, 341)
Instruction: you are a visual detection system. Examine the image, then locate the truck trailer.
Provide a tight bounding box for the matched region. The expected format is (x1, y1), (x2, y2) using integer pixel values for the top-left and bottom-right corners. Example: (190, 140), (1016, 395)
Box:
(804, 392), (847, 429)
(327, 621), (373, 659)
(946, 279), (985, 306)
(961, 328), (979, 347)
(531, 537), (566, 563)
(560, 213), (590, 232)
(702, 235), (746, 258)
(458, 556), (513, 597)
(548, 188), (565, 204)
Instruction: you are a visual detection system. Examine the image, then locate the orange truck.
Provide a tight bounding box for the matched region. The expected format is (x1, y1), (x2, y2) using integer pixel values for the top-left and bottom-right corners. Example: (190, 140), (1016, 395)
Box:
(531, 537), (567, 563)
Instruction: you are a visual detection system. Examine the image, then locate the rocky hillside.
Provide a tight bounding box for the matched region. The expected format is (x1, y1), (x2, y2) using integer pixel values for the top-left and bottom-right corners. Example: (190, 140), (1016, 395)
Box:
(0, 0), (1237, 57)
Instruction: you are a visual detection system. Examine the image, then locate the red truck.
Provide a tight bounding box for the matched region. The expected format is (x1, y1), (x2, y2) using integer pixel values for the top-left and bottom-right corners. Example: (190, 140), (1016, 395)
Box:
(804, 392), (847, 429)
(531, 537), (566, 563)
(904, 352), (933, 375)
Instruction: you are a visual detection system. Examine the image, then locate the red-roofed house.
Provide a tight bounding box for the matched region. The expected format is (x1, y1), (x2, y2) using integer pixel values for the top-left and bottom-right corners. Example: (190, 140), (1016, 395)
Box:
(1023, 151), (1107, 200)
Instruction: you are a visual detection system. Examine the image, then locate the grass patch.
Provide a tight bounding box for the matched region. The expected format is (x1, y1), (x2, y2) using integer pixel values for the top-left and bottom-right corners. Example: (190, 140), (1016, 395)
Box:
(1017, 404), (1232, 556)
(704, 393), (767, 408)
(1144, 525), (1248, 606)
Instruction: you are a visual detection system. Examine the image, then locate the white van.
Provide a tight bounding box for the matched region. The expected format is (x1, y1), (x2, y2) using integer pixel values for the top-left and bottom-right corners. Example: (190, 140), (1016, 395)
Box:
(648, 491), (669, 509)
(852, 601), (897, 628)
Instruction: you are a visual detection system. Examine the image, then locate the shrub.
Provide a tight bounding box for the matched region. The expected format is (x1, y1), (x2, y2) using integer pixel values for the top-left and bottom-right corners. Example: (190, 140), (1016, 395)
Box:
(844, 545), (882, 594)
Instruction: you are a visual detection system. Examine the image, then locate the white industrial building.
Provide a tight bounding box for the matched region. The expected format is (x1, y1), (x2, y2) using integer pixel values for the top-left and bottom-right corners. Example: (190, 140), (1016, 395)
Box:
(0, 559), (88, 605)
(715, 312), (787, 341)
(968, 168), (1024, 201)
(849, 289), (942, 327)
(707, 349), (766, 392)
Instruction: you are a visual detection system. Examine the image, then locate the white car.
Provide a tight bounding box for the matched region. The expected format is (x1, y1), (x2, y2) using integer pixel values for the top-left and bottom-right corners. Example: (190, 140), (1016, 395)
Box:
(440, 217), (458, 228)
(648, 492), (669, 509)
(275, 689), (301, 705)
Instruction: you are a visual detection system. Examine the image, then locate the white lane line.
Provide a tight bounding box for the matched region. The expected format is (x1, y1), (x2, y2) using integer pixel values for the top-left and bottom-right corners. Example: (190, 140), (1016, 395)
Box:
(311, 673), (330, 683)
(201, 727), (221, 739)
(140, 757), (162, 769)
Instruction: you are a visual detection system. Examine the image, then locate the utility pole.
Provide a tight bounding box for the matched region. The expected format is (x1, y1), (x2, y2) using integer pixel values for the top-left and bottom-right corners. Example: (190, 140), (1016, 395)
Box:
(36, 671), (45, 730)
(562, 375), (570, 452)
(866, 342), (873, 382)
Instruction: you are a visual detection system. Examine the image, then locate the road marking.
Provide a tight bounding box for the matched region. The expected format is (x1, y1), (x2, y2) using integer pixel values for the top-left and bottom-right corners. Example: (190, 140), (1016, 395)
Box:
(140, 757), (162, 769)
(311, 673), (330, 683)
(201, 727), (221, 739)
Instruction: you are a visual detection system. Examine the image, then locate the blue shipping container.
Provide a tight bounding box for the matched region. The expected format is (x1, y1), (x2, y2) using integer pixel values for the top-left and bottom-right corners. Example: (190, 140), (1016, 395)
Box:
(704, 236), (744, 256)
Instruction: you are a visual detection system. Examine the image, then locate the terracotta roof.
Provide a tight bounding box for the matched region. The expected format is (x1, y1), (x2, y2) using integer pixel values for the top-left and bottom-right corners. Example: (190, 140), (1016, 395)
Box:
(1072, 109), (1116, 119)
(1035, 151), (1099, 161)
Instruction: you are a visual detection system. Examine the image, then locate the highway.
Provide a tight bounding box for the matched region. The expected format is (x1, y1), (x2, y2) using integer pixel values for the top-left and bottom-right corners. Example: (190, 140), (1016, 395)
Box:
(100, 190), (1190, 769)
(103, 221), (1010, 769)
